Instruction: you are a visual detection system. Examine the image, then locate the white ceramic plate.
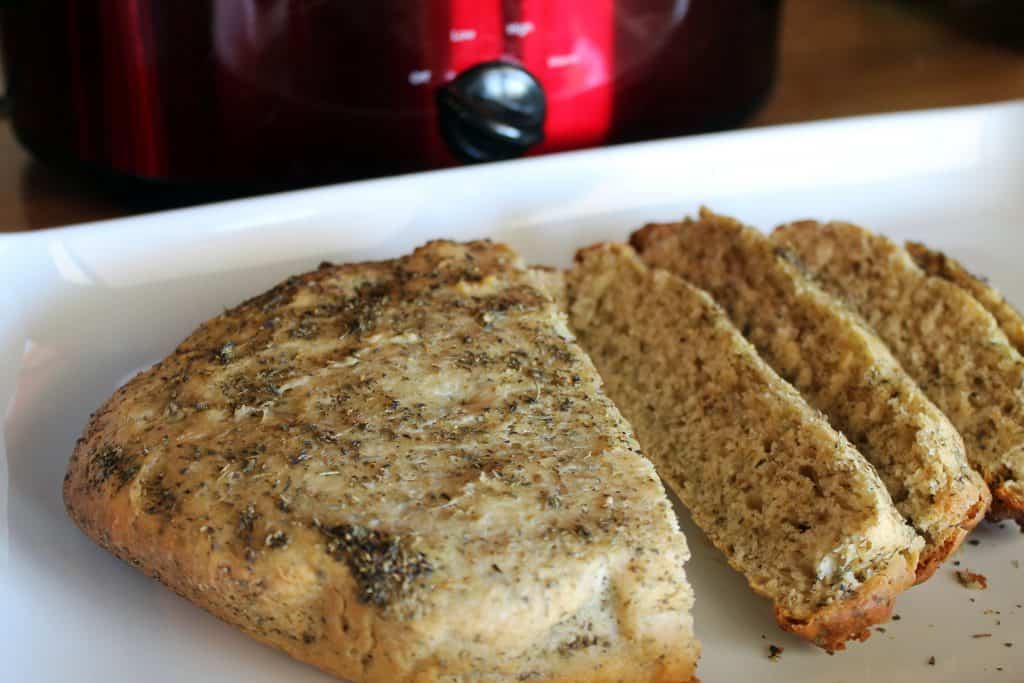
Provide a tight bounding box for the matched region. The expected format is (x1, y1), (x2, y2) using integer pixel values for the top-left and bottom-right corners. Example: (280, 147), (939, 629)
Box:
(3, 102), (1024, 683)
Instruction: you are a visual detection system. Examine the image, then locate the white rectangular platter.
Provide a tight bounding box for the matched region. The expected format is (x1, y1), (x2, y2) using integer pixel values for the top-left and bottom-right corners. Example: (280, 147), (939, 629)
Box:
(2, 101), (1023, 682)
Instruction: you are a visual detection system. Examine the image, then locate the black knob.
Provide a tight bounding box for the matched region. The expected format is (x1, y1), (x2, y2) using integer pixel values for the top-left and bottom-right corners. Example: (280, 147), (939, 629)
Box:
(437, 61), (546, 163)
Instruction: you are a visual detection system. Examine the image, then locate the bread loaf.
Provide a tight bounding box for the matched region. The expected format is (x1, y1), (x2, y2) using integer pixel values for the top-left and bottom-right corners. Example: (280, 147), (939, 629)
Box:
(64, 240), (700, 683)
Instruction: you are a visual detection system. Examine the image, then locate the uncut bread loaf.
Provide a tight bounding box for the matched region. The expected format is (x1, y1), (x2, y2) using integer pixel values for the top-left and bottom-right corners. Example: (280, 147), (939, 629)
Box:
(561, 242), (922, 652)
(773, 222), (1024, 523)
(64, 240), (700, 683)
(906, 241), (1024, 354)
(631, 210), (988, 581)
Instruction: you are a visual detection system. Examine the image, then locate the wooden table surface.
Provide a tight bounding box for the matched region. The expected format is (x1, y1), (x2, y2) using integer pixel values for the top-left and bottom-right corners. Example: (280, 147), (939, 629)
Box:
(2, 0), (1022, 233)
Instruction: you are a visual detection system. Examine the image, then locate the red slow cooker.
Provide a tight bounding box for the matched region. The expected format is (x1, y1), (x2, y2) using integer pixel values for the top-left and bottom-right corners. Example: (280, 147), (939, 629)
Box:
(0, 1), (780, 192)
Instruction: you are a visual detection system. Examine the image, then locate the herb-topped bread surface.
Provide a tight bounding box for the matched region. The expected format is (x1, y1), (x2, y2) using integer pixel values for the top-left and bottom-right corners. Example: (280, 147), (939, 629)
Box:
(64, 240), (700, 683)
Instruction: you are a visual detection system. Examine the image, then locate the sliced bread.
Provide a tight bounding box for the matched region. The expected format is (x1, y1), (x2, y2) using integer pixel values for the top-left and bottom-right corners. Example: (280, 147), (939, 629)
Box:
(631, 210), (988, 580)
(64, 240), (700, 683)
(561, 242), (922, 651)
(907, 241), (1024, 354)
(773, 221), (1024, 523)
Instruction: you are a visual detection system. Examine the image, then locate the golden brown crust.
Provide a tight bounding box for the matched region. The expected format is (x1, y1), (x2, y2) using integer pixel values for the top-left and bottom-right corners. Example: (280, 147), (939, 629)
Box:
(65, 240), (699, 683)
(775, 547), (917, 652)
(913, 488), (989, 583)
(990, 481), (1024, 525)
(629, 222), (679, 254)
(906, 241), (1024, 354)
(988, 483), (1021, 523)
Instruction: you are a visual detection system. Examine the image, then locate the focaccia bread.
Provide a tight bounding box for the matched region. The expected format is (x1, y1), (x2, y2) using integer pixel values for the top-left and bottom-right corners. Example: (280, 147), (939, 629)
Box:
(631, 210), (988, 581)
(773, 221), (1024, 523)
(560, 242), (922, 652)
(64, 240), (700, 683)
(906, 241), (1024, 354)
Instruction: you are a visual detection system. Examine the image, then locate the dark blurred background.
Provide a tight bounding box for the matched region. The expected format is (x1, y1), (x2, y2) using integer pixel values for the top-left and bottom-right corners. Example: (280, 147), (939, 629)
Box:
(0, 0), (1021, 232)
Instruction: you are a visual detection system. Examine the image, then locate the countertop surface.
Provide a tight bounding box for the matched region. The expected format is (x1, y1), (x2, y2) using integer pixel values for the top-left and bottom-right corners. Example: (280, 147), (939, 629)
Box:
(2, 0), (1023, 233)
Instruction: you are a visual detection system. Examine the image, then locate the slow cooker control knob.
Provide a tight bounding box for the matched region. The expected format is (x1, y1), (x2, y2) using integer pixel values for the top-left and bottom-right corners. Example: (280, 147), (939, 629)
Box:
(437, 61), (546, 163)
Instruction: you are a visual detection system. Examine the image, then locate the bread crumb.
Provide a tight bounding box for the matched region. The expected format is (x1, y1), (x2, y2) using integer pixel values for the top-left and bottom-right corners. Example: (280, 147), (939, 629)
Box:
(956, 569), (988, 590)
(973, 633), (993, 639)
(768, 644), (784, 661)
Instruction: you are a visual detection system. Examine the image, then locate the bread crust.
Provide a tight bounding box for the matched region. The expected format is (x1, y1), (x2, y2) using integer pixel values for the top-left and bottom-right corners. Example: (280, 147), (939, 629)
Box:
(914, 488), (990, 582)
(775, 547), (917, 652)
(990, 481), (1024, 525)
(906, 241), (1024, 354)
(632, 210), (988, 579)
(65, 240), (699, 683)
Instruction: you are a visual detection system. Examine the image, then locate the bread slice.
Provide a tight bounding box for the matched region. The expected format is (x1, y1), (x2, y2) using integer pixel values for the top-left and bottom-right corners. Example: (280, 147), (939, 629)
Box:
(773, 221), (1024, 523)
(64, 240), (699, 683)
(561, 242), (922, 652)
(906, 241), (1024, 354)
(631, 210), (989, 581)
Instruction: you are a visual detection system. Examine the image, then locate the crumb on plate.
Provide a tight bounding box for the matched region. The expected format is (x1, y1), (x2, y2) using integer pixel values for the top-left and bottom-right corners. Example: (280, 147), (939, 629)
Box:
(956, 569), (988, 590)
